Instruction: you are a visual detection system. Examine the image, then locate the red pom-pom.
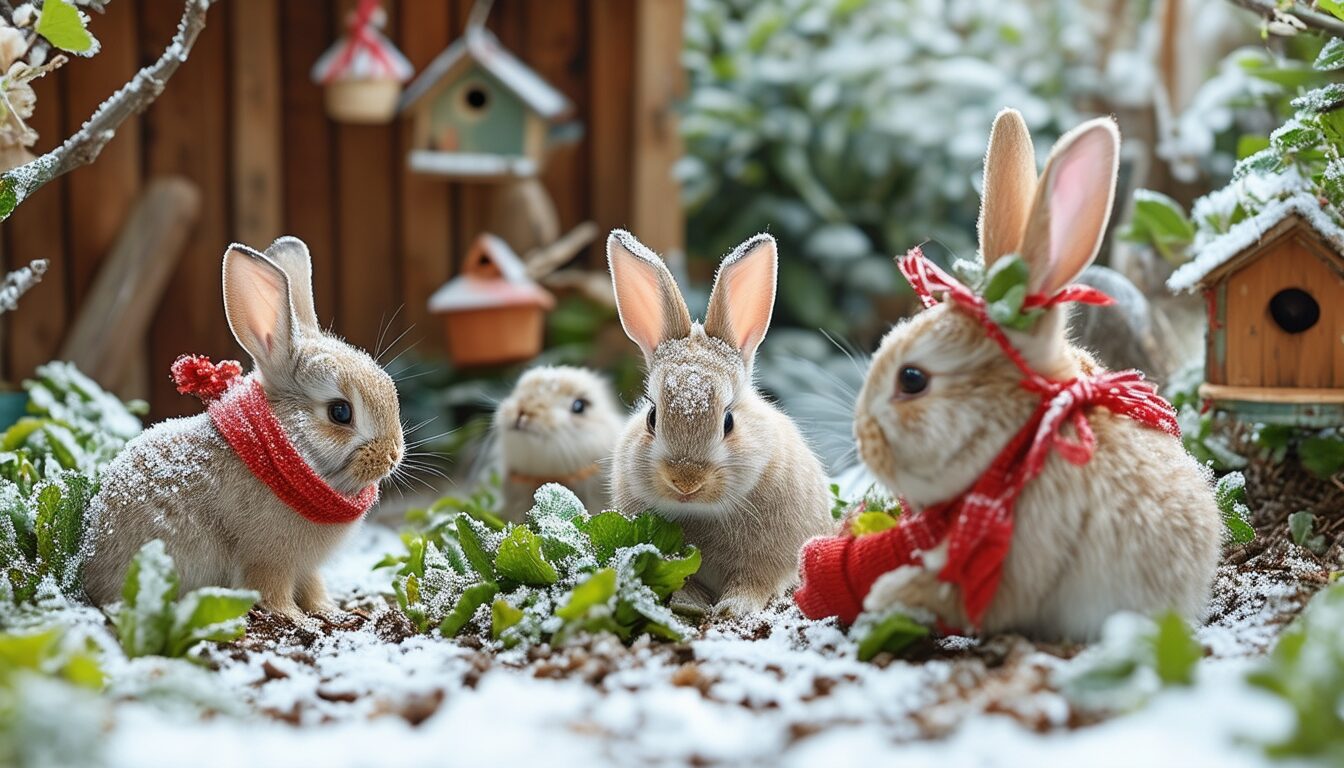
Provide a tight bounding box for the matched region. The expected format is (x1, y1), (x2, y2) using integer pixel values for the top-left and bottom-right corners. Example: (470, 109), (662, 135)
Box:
(171, 354), (243, 402)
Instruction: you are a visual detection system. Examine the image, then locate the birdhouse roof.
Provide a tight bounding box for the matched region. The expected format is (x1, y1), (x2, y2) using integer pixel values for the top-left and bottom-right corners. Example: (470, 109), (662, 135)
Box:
(311, 24), (414, 84)
(1167, 190), (1344, 294)
(429, 234), (556, 312)
(398, 28), (573, 121)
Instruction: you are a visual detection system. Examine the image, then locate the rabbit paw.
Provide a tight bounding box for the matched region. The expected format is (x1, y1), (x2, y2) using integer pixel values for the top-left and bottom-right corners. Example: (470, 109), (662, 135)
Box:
(296, 572), (338, 615)
(713, 591), (770, 618)
(262, 598), (306, 622)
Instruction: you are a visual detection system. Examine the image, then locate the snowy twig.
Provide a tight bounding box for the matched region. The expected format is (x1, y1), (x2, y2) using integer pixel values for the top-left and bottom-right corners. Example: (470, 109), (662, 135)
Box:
(0, 0), (216, 222)
(0, 258), (48, 314)
(1223, 0), (1344, 38)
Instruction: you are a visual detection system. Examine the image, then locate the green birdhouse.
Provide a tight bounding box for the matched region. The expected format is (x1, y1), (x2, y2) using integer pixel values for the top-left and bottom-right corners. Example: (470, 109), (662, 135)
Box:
(398, 26), (578, 179)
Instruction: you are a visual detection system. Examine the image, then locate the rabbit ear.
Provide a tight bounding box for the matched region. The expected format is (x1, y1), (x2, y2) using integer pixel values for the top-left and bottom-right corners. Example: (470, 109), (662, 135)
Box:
(704, 233), (777, 365)
(223, 243), (295, 369)
(1020, 117), (1120, 295)
(978, 108), (1038, 266)
(263, 236), (320, 333)
(607, 230), (692, 358)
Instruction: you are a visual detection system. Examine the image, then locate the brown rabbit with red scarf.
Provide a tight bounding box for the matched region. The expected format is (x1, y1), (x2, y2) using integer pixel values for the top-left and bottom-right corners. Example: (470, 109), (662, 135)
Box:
(83, 238), (404, 619)
(797, 110), (1221, 640)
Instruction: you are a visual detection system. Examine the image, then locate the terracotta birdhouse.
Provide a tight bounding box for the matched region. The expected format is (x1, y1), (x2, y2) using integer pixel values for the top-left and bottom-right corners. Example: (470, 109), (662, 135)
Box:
(429, 234), (556, 367)
(1168, 198), (1344, 426)
(397, 24), (577, 179)
(311, 0), (414, 124)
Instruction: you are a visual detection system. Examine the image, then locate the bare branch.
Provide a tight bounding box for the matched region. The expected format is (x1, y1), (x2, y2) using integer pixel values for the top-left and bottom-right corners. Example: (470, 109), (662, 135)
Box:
(1224, 0), (1344, 38)
(0, 258), (48, 315)
(0, 0), (217, 221)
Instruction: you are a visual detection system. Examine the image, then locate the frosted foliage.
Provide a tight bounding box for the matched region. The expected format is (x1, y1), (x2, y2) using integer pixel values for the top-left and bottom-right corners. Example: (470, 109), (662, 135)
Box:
(529, 483), (585, 521)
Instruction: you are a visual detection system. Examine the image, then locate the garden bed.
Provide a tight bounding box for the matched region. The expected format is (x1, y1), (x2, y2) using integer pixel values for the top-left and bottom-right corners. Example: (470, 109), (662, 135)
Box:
(26, 514), (1322, 768)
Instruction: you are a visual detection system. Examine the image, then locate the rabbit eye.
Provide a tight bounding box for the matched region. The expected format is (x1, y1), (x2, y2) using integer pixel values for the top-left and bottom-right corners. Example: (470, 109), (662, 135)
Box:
(646, 404), (657, 434)
(328, 399), (354, 425)
(571, 398), (588, 414)
(723, 409), (734, 436)
(896, 366), (929, 397)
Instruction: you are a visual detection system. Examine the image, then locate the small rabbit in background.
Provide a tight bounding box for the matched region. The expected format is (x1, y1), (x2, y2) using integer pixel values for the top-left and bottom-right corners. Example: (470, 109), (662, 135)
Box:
(607, 229), (835, 617)
(848, 110), (1220, 640)
(82, 237), (404, 620)
(495, 366), (624, 521)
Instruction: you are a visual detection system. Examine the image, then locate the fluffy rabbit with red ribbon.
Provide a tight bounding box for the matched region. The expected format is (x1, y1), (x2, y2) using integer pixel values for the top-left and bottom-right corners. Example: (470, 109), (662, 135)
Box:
(794, 110), (1222, 640)
(82, 238), (405, 619)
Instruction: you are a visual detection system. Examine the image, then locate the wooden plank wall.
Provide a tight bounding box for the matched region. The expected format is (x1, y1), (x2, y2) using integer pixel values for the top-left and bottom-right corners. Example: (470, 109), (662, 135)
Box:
(0, 0), (685, 418)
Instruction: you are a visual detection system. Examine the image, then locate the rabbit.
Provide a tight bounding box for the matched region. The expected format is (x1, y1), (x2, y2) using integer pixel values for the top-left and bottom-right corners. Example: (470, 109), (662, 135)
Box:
(81, 237), (405, 620)
(495, 365), (625, 522)
(853, 110), (1221, 641)
(607, 229), (836, 617)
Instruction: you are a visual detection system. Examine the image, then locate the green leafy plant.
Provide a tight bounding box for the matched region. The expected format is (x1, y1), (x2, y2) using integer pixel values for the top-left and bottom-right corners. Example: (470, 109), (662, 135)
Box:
(0, 470), (96, 603)
(379, 483), (702, 647)
(852, 609), (930, 661)
(111, 540), (258, 660)
(0, 626), (106, 768)
(1060, 611), (1203, 712)
(1214, 472), (1256, 546)
(1248, 581), (1344, 760)
(0, 361), (144, 494)
(1288, 510), (1328, 555)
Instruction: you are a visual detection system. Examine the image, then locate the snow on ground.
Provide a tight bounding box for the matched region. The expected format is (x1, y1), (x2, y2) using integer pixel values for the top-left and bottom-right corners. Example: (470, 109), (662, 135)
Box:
(73, 518), (1321, 768)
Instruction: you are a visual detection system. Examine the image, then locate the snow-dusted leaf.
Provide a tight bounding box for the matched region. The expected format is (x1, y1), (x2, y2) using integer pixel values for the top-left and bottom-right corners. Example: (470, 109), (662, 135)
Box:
(166, 587), (259, 657)
(490, 599), (524, 640)
(115, 540), (180, 658)
(1290, 83), (1344, 115)
(854, 610), (929, 661)
(1315, 37), (1344, 71)
(494, 527), (558, 586)
(555, 568), (617, 621)
(439, 582), (497, 637)
(35, 0), (98, 56)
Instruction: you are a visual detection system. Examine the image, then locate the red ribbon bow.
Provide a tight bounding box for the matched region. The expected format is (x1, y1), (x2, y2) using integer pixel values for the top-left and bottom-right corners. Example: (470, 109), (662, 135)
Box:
(794, 248), (1179, 628)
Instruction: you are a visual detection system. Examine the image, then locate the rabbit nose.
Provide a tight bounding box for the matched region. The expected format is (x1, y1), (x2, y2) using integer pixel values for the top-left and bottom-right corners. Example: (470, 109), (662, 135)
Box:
(668, 478), (704, 496)
(514, 411), (531, 429)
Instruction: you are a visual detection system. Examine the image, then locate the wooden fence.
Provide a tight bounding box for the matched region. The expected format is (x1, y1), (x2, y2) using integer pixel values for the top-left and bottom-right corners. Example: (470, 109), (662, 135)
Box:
(0, 0), (684, 417)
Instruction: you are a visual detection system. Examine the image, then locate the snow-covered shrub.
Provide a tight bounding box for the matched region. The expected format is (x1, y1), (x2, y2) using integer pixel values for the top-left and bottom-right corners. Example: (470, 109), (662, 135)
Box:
(1, 361), (144, 494)
(111, 540), (257, 660)
(0, 470), (96, 604)
(680, 0), (1110, 338)
(1247, 581), (1344, 759)
(379, 484), (702, 647)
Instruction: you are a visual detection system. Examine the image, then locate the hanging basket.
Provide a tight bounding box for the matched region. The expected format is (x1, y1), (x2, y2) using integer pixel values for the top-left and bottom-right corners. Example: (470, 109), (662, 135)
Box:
(323, 78), (404, 124)
(311, 0), (414, 125)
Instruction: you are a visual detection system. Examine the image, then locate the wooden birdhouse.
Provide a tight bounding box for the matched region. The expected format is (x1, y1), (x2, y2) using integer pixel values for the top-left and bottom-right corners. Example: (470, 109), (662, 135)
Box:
(397, 25), (577, 179)
(1168, 198), (1344, 426)
(311, 0), (414, 124)
(429, 234), (556, 367)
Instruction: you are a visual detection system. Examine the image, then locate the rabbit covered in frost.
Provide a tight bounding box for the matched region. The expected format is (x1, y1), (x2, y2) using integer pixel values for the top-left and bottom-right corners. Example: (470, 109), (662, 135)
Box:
(797, 110), (1221, 640)
(495, 365), (625, 522)
(607, 230), (835, 616)
(82, 237), (404, 619)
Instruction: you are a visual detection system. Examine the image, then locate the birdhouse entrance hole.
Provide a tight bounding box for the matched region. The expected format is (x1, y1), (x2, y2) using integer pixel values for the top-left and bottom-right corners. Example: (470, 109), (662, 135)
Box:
(1268, 287), (1320, 334)
(464, 85), (490, 111)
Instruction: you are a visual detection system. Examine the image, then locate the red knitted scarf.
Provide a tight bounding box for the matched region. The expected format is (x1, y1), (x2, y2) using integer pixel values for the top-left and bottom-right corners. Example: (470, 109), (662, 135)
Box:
(793, 248), (1180, 629)
(171, 355), (378, 525)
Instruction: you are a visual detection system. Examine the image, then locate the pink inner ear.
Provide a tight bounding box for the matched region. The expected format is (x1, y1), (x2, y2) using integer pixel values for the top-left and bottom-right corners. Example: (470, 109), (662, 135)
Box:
(611, 253), (669, 355)
(722, 247), (775, 354)
(1038, 128), (1115, 293)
